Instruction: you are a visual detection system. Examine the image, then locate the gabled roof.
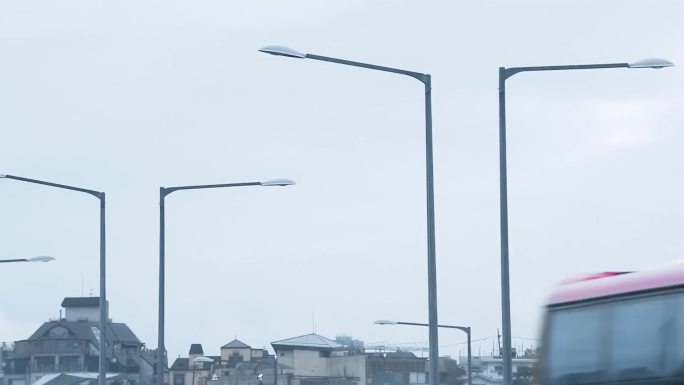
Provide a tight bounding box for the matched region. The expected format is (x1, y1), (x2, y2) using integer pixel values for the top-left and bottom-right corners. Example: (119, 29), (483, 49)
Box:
(222, 339), (250, 349)
(61, 297), (100, 308)
(271, 333), (342, 351)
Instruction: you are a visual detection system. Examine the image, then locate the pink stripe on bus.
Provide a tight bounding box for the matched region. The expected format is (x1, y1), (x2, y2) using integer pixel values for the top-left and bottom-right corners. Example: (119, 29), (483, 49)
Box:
(548, 263), (684, 305)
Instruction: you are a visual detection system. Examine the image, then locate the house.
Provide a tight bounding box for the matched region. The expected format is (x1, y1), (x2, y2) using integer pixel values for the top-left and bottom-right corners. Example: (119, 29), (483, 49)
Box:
(173, 342), (283, 385)
(169, 344), (218, 385)
(172, 334), (463, 385)
(1, 297), (157, 385)
(272, 333), (461, 385)
(458, 356), (535, 385)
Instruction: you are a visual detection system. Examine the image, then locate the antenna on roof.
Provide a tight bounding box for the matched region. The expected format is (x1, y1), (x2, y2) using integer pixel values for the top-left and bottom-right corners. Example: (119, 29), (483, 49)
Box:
(312, 312), (316, 334)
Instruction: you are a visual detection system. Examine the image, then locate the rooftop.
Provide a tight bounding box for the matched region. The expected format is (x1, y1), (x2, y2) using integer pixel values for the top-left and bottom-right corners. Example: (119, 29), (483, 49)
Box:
(171, 356), (219, 371)
(222, 339), (250, 349)
(189, 344), (204, 355)
(26, 320), (140, 347)
(271, 333), (342, 351)
(61, 297), (100, 308)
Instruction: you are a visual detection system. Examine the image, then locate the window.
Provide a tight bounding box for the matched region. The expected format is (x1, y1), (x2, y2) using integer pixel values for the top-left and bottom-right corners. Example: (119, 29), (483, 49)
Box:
(546, 305), (607, 385)
(173, 374), (185, 385)
(91, 327), (101, 344)
(35, 356), (55, 372)
(610, 296), (672, 380)
(545, 292), (683, 385)
(409, 372), (427, 384)
(46, 326), (71, 338)
(60, 356), (80, 372)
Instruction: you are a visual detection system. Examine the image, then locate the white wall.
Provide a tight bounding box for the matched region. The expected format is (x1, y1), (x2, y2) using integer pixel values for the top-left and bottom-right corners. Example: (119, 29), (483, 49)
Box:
(291, 350), (327, 377)
(65, 307), (100, 322)
(327, 355), (366, 385)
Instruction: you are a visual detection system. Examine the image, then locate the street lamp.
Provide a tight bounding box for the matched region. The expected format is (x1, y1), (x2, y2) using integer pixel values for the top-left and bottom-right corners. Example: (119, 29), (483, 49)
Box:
(157, 178), (295, 385)
(497, 57), (673, 385)
(260, 45), (440, 385)
(0, 256), (56, 264)
(191, 356), (214, 385)
(375, 320), (472, 385)
(0, 173), (108, 385)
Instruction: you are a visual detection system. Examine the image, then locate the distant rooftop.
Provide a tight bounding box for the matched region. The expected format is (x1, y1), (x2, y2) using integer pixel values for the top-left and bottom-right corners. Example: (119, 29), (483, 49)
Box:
(26, 320), (140, 347)
(189, 344), (204, 355)
(61, 297), (100, 308)
(171, 356), (219, 371)
(271, 333), (342, 351)
(222, 339), (250, 349)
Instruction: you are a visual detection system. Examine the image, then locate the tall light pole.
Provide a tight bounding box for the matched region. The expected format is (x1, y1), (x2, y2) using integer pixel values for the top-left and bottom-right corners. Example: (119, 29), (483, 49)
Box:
(0, 256), (56, 264)
(375, 320), (471, 385)
(0, 173), (108, 385)
(260, 45), (440, 385)
(497, 57), (673, 385)
(157, 178), (294, 385)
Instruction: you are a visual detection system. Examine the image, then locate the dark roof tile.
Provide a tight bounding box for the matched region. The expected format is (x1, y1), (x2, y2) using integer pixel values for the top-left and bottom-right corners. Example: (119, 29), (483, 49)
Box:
(189, 344), (204, 355)
(61, 297), (100, 308)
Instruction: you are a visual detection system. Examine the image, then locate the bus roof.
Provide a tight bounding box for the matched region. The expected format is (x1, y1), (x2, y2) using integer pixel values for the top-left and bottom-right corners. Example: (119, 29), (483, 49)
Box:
(548, 262), (684, 305)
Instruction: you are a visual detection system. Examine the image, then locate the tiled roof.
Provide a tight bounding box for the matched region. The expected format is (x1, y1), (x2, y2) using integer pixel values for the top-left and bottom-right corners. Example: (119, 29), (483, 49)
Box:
(222, 339), (250, 349)
(170, 358), (189, 370)
(27, 320), (140, 348)
(189, 344), (204, 355)
(271, 333), (342, 351)
(61, 297), (100, 308)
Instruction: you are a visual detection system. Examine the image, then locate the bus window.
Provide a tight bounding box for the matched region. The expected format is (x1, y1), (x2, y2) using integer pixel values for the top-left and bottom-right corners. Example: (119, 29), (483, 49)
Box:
(673, 294), (684, 375)
(546, 305), (608, 385)
(609, 296), (672, 380)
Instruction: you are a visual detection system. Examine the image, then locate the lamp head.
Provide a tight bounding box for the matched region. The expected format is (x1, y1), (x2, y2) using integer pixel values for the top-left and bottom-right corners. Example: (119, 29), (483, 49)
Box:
(628, 58), (674, 69)
(259, 45), (306, 59)
(0, 174), (6, 178)
(260, 179), (295, 187)
(374, 320), (398, 325)
(27, 256), (55, 263)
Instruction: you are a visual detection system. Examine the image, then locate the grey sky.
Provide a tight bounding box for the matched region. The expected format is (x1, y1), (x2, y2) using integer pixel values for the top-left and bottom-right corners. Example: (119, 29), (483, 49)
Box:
(1, 0), (683, 360)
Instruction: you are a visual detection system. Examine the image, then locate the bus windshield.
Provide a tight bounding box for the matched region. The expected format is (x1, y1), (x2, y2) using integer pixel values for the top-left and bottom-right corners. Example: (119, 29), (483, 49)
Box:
(544, 290), (684, 385)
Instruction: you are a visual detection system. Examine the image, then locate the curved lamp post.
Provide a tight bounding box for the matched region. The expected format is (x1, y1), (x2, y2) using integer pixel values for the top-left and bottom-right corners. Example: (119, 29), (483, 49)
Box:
(498, 57), (673, 385)
(0, 256), (56, 264)
(375, 320), (472, 385)
(1, 173), (107, 385)
(157, 179), (294, 385)
(260, 45), (440, 385)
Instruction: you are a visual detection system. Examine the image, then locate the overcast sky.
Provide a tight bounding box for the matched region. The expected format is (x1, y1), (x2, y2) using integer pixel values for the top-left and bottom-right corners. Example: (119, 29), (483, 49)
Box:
(1, 0), (683, 361)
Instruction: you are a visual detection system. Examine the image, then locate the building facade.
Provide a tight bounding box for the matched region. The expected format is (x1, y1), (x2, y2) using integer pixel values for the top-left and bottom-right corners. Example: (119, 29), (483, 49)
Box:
(458, 356), (535, 385)
(172, 342), (285, 385)
(272, 333), (462, 385)
(1, 297), (158, 385)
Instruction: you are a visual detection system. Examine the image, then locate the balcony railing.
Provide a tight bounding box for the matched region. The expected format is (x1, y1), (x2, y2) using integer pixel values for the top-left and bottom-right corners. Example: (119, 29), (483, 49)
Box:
(32, 341), (84, 354)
